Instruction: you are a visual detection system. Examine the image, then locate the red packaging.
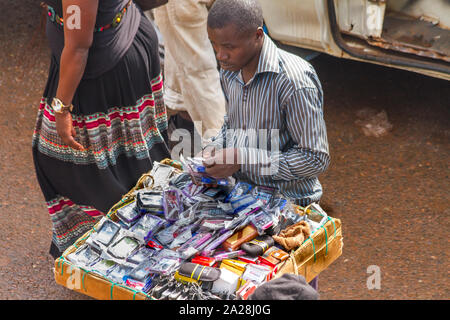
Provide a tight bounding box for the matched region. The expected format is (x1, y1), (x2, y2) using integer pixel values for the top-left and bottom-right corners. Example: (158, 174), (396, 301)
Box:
(191, 255), (217, 267)
(236, 280), (258, 300)
(238, 255), (259, 265)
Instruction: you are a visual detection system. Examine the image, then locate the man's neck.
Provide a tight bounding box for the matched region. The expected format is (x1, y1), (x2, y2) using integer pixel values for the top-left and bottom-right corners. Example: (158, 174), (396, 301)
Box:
(241, 39), (264, 84)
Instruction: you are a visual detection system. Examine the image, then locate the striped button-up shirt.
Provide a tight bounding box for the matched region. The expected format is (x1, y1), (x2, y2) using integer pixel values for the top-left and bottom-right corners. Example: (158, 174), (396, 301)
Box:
(206, 35), (330, 206)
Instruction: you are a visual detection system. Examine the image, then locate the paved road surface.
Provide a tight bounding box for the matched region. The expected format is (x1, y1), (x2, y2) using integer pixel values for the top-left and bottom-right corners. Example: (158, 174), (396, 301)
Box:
(0, 1), (448, 300)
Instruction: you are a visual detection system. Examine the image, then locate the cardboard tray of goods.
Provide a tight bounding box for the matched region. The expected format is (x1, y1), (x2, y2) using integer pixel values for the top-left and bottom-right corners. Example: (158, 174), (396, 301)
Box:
(54, 159), (343, 300)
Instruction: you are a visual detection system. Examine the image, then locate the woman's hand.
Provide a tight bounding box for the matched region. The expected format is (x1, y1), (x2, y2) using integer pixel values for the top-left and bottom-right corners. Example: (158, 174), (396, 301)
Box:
(55, 112), (85, 151)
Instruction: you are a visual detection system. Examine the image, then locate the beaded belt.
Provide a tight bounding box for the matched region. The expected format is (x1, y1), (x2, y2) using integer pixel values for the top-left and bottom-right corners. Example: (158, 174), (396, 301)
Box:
(46, 0), (132, 32)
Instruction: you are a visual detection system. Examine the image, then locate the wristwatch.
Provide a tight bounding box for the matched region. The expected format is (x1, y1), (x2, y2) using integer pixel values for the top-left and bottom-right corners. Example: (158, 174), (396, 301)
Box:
(51, 97), (73, 114)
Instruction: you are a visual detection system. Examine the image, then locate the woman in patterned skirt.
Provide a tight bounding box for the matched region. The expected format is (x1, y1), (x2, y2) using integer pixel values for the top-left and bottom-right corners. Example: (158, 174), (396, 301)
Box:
(32, 0), (170, 259)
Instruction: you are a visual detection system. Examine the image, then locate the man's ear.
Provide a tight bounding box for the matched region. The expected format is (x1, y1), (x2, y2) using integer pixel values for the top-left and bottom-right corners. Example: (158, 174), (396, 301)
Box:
(256, 27), (264, 40)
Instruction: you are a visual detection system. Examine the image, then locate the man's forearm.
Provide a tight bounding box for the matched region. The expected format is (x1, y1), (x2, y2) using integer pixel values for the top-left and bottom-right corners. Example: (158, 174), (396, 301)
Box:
(238, 146), (330, 181)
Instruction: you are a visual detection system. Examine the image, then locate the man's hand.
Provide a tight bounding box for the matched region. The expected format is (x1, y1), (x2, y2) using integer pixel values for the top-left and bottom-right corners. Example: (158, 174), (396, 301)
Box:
(55, 112), (85, 151)
(203, 148), (240, 178)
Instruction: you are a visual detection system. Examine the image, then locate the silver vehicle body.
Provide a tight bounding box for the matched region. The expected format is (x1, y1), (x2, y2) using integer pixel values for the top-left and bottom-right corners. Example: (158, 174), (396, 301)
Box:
(259, 0), (450, 81)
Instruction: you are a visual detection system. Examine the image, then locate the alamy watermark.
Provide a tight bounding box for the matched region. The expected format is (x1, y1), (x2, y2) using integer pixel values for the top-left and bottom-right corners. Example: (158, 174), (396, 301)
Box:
(366, 265), (381, 290)
(65, 5), (81, 30)
(169, 124), (281, 176)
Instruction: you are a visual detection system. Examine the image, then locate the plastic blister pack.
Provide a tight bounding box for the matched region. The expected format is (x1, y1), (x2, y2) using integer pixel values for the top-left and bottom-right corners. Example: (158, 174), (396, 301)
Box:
(91, 259), (118, 277)
(126, 246), (157, 267)
(252, 186), (276, 207)
(147, 250), (182, 275)
(66, 244), (101, 269)
(130, 213), (166, 242)
(154, 223), (180, 246)
(225, 182), (253, 202)
(169, 226), (193, 249)
(149, 162), (177, 189)
(163, 188), (183, 222)
(128, 258), (157, 282)
(136, 190), (164, 215)
(106, 234), (141, 261)
(176, 231), (214, 259)
(174, 205), (200, 228)
(108, 264), (134, 284)
(180, 155), (231, 186)
(116, 201), (141, 225)
(249, 209), (275, 235)
(230, 194), (257, 214)
(91, 217), (121, 247)
(169, 172), (192, 190)
(201, 229), (235, 257)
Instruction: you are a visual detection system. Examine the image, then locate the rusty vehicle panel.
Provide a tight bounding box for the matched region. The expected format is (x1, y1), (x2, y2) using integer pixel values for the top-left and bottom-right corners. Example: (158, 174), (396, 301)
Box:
(259, 0), (450, 81)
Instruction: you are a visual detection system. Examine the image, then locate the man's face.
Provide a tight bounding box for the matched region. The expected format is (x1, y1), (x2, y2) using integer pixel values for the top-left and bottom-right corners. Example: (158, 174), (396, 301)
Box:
(207, 23), (263, 72)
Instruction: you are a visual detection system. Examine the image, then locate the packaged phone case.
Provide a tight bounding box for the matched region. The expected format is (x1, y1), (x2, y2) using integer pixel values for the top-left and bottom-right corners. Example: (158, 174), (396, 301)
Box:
(230, 194), (257, 214)
(241, 264), (272, 284)
(147, 256), (181, 275)
(154, 223), (180, 246)
(146, 238), (165, 251)
(177, 262), (221, 283)
(116, 201), (141, 224)
(180, 155), (231, 186)
(213, 250), (245, 261)
(91, 259), (118, 277)
(91, 218), (121, 247)
(198, 219), (227, 232)
(117, 219), (138, 230)
(169, 172), (192, 190)
(304, 203), (328, 225)
(66, 244), (101, 269)
(185, 156), (207, 173)
(136, 190), (164, 214)
(169, 226), (193, 249)
(191, 255), (217, 267)
(237, 200), (263, 216)
(176, 231), (214, 259)
(108, 264), (134, 284)
(163, 188), (183, 222)
(149, 162), (177, 189)
(249, 209), (275, 235)
(128, 258), (157, 282)
(106, 234), (141, 260)
(225, 182), (253, 202)
(278, 206), (304, 231)
(252, 186), (277, 207)
(126, 246), (156, 266)
(130, 213), (166, 242)
(174, 204), (201, 228)
(201, 229), (235, 257)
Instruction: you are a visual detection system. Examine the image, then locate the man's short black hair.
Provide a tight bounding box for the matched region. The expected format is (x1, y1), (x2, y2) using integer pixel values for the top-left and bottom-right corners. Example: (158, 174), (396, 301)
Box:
(207, 0), (263, 34)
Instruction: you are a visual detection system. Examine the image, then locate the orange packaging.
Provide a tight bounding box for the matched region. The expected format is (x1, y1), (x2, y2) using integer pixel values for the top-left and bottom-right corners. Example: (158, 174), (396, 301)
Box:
(258, 246), (289, 268)
(222, 225), (259, 251)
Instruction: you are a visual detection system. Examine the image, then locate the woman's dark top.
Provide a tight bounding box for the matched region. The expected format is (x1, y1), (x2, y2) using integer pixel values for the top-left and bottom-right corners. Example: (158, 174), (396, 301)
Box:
(45, 0), (141, 79)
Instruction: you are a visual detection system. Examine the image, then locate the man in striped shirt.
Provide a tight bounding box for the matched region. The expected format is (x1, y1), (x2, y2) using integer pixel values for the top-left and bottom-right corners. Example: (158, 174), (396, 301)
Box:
(203, 0), (330, 208)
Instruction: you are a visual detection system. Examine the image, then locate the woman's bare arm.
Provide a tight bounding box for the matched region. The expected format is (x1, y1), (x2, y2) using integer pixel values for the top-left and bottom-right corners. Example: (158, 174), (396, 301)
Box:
(54, 0), (99, 151)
